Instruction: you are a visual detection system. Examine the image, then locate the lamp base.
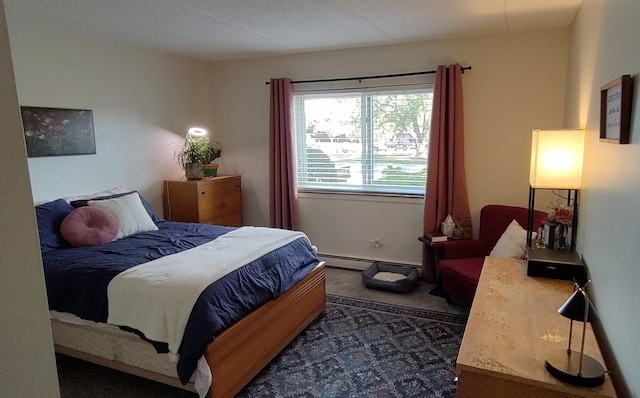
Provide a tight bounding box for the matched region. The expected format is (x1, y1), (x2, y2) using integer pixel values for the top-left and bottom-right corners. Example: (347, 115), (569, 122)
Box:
(545, 349), (605, 387)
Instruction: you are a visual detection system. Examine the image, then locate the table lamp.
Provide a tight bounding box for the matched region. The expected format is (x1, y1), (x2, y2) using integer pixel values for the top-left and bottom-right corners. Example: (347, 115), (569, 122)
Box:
(527, 129), (585, 250)
(544, 282), (606, 387)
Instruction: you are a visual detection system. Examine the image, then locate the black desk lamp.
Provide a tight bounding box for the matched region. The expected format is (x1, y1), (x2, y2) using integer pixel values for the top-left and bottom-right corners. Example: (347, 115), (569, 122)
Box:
(544, 281), (606, 387)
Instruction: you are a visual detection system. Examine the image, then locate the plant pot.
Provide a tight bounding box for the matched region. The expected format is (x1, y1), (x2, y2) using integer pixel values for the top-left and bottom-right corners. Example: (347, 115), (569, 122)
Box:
(203, 163), (218, 177)
(185, 162), (204, 180)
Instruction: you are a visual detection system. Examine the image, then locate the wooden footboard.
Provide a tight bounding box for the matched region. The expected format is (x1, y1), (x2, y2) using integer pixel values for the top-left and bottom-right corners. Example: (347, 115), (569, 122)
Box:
(205, 263), (326, 397)
(53, 263), (326, 397)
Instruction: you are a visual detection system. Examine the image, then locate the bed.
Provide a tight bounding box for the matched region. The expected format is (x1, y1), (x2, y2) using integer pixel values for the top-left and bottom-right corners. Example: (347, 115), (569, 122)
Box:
(35, 187), (326, 397)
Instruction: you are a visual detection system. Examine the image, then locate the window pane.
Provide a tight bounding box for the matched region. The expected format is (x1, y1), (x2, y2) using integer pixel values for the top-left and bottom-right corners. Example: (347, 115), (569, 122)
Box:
(371, 92), (431, 193)
(295, 88), (432, 195)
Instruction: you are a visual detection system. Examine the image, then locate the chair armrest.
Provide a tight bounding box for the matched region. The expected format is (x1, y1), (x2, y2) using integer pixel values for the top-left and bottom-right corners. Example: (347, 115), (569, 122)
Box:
(442, 239), (492, 259)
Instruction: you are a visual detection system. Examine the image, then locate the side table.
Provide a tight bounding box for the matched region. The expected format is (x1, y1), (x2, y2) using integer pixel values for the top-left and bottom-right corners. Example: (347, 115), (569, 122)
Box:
(418, 232), (449, 282)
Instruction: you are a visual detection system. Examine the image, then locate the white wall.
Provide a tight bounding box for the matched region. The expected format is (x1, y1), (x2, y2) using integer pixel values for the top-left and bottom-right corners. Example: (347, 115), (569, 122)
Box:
(0, 1), (59, 396)
(7, 20), (217, 213)
(565, 0), (640, 395)
(209, 29), (569, 265)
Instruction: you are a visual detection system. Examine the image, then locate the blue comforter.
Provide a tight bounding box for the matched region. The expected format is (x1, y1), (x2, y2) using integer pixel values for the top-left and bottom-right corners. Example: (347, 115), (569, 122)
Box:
(42, 221), (319, 383)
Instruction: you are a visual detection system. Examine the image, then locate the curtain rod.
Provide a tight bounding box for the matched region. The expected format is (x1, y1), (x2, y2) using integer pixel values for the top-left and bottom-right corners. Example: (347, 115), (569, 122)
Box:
(265, 65), (471, 85)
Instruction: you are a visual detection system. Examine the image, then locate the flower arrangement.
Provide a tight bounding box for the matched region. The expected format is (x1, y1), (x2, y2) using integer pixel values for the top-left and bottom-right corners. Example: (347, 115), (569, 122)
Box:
(539, 198), (575, 250)
(548, 204), (573, 224)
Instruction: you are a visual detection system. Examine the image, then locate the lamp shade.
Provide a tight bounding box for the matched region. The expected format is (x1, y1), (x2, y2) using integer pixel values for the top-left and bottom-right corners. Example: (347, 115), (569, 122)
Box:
(529, 129), (584, 189)
(557, 287), (598, 322)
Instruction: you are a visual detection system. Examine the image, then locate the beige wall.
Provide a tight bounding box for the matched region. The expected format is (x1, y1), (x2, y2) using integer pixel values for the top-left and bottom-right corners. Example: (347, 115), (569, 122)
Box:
(210, 29), (569, 265)
(7, 20), (216, 212)
(0, 0), (59, 396)
(565, 0), (640, 395)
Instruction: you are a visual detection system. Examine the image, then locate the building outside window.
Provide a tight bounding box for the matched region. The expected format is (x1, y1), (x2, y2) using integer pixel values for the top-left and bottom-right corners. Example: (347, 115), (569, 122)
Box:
(294, 87), (433, 196)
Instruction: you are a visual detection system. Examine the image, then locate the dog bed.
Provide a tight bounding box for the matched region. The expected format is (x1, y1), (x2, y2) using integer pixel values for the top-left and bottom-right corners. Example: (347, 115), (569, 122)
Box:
(361, 261), (418, 293)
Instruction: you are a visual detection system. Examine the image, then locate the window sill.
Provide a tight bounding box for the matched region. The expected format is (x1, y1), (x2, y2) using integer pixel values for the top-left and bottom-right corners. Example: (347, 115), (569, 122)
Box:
(298, 188), (424, 201)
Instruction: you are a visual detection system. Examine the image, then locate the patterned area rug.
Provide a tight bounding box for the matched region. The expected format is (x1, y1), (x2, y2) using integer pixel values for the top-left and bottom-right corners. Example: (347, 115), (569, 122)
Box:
(237, 295), (467, 398)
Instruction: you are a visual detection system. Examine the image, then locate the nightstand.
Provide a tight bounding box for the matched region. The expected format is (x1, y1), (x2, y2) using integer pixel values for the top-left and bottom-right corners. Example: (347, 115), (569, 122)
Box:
(163, 175), (242, 227)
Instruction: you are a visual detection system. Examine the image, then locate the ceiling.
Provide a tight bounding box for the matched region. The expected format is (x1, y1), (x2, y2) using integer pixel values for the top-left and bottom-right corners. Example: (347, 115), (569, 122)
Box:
(4, 0), (583, 62)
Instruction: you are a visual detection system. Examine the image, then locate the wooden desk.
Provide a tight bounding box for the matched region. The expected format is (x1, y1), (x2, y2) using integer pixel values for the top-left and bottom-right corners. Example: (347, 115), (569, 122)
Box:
(456, 257), (616, 398)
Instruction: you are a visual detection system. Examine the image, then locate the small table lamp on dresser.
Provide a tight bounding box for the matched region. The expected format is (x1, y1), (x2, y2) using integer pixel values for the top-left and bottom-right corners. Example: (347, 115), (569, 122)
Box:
(526, 129), (586, 281)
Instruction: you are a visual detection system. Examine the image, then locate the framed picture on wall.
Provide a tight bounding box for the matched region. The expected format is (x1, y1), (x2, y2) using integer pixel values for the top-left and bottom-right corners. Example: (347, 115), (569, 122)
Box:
(20, 106), (96, 157)
(600, 75), (633, 144)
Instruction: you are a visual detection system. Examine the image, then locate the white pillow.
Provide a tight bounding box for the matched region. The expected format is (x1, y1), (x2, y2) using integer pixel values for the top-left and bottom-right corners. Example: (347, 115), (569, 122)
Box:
(489, 220), (535, 259)
(88, 192), (158, 240)
(34, 186), (129, 206)
(63, 186), (129, 203)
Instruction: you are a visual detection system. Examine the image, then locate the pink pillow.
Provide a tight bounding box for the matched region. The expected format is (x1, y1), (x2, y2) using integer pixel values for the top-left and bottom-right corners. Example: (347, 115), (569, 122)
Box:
(60, 207), (119, 247)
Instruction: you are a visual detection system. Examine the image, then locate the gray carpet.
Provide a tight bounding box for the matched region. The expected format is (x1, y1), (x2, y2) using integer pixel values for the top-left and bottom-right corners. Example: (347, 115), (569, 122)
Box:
(325, 266), (469, 316)
(55, 267), (468, 397)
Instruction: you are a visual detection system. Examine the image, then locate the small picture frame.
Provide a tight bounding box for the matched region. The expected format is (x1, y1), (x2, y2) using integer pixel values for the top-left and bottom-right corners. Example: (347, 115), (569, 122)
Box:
(600, 75), (633, 144)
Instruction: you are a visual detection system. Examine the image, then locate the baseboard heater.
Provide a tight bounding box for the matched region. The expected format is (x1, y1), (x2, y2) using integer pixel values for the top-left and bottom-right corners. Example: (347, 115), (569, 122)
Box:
(317, 254), (419, 273)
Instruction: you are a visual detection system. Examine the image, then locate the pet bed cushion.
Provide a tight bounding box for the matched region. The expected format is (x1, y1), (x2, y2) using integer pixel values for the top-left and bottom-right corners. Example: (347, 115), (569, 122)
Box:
(362, 261), (418, 293)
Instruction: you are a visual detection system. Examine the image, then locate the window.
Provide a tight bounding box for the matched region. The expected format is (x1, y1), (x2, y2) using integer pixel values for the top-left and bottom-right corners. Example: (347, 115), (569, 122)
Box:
(294, 87), (433, 195)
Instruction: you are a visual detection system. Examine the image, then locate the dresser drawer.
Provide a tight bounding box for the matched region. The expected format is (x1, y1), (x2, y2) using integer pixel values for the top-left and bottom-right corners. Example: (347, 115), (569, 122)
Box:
(163, 176), (242, 227)
(197, 177), (242, 226)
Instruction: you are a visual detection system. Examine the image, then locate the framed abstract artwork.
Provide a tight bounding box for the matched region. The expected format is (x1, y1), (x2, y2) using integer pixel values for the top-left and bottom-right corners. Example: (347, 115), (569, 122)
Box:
(600, 75), (633, 144)
(20, 106), (96, 157)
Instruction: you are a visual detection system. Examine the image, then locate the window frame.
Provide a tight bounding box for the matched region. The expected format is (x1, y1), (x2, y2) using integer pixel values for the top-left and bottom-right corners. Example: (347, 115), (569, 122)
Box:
(294, 84), (434, 197)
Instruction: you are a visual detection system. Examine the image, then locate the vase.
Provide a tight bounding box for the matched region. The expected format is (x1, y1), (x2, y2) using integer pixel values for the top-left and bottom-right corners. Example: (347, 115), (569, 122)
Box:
(556, 223), (567, 250)
(185, 162), (203, 180)
(203, 163), (218, 177)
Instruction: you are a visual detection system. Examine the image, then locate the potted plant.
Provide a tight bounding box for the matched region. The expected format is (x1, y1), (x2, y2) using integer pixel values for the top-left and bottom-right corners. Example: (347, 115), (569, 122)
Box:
(176, 136), (222, 180)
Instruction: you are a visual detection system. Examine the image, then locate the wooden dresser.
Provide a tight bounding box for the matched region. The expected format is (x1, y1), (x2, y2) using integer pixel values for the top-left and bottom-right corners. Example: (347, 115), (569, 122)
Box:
(163, 175), (242, 227)
(456, 257), (617, 398)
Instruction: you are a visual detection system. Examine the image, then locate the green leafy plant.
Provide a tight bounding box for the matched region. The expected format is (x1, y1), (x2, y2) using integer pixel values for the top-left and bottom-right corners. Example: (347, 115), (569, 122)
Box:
(175, 136), (222, 169)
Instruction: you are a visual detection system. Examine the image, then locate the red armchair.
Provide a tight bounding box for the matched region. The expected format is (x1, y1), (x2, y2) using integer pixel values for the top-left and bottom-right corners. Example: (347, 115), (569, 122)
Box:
(436, 204), (547, 305)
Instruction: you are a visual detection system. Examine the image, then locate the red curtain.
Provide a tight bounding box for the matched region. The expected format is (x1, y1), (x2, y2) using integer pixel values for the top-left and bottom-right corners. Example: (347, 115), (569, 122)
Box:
(269, 78), (299, 230)
(422, 64), (471, 282)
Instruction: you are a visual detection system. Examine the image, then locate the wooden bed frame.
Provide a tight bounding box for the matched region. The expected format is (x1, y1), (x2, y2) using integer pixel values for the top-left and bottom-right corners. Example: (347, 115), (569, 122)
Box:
(54, 263), (326, 397)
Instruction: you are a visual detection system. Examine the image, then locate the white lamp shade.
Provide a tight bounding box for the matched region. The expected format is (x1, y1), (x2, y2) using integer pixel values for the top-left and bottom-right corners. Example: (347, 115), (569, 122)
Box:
(529, 129), (584, 189)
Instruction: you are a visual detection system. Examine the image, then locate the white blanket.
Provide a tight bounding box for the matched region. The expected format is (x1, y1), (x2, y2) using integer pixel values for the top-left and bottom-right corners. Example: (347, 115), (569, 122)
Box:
(107, 226), (308, 354)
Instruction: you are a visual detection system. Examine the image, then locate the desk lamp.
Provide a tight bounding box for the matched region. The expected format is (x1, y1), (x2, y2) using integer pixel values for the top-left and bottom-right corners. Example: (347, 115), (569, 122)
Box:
(544, 282), (606, 387)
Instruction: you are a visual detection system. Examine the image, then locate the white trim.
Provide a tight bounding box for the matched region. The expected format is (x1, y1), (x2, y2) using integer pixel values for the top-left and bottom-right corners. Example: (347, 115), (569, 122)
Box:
(319, 254), (420, 272)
